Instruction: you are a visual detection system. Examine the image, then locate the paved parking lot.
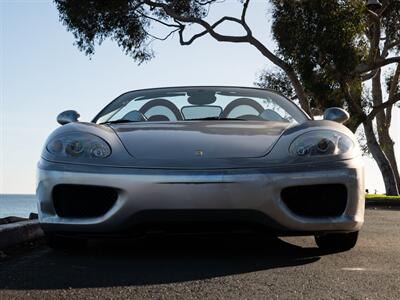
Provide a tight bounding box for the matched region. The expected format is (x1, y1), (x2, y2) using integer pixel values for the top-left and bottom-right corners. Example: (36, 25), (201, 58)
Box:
(0, 209), (399, 299)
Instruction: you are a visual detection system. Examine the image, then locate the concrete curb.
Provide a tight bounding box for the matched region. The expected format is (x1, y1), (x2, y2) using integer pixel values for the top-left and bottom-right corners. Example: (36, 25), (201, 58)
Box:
(0, 220), (44, 250)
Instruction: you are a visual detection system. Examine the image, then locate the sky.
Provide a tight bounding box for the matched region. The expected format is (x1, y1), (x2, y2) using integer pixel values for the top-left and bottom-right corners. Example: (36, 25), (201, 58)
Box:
(1, 0), (399, 194)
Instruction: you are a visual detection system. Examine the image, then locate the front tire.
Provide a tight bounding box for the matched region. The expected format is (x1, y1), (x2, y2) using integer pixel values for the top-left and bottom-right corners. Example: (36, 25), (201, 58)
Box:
(315, 231), (359, 252)
(46, 234), (87, 250)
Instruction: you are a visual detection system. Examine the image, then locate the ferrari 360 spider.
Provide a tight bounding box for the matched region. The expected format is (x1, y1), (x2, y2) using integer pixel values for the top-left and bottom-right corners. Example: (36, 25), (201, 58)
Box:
(37, 86), (364, 251)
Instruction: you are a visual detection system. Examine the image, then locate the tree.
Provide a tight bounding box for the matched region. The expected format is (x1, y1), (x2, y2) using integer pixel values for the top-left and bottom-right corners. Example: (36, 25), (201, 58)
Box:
(54, 0), (313, 115)
(54, 0), (400, 194)
(256, 0), (400, 195)
(366, 0), (400, 192)
(378, 64), (400, 192)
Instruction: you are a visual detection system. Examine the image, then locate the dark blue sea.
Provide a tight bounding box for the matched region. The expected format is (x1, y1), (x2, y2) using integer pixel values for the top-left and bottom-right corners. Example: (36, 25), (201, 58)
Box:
(0, 194), (37, 218)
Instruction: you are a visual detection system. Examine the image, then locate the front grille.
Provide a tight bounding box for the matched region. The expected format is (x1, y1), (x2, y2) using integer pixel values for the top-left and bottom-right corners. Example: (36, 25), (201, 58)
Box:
(52, 184), (118, 218)
(126, 209), (285, 234)
(281, 184), (347, 217)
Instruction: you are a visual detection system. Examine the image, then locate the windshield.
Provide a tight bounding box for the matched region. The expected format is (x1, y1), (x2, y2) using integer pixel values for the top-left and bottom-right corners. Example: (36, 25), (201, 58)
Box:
(94, 87), (308, 124)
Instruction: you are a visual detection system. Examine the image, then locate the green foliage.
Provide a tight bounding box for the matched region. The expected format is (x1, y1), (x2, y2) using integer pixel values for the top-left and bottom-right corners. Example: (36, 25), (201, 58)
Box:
(381, 0), (400, 54)
(365, 194), (400, 201)
(255, 69), (296, 99)
(55, 0), (149, 62)
(54, 0), (209, 63)
(270, 0), (368, 109)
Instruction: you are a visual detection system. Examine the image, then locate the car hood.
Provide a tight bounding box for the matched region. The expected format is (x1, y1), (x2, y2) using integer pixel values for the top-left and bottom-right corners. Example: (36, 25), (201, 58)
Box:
(110, 121), (291, 160)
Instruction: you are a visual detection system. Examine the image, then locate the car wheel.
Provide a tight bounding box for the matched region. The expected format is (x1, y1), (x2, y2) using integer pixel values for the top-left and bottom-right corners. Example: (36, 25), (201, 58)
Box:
(315, 231), (359, 252)
(46, 234), (87, 250)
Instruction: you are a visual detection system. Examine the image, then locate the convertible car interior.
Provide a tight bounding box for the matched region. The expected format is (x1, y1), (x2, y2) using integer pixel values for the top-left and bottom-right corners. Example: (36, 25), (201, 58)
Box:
(116, 96), (290, 123)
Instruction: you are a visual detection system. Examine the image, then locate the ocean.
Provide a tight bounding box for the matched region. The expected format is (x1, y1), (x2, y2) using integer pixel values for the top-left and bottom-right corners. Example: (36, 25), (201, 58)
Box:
(0, 194), (38, 219)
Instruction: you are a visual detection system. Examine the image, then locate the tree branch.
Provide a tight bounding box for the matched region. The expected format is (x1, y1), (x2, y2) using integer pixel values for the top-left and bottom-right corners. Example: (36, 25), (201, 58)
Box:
(361, 69), (379, 81)
(177, 16), (249, 45)
(362, 15), (380, 81)
(194, 0), (219, 5)
(382, 39), (400, 58)
(241, 0), (250, 21)
(137, 11), (181, 28)
(144, 0), (251, 41)
(142, 0), (312, 116)
(378, 2), (390, 16)
(143, 27), (180, 41)
(366, 9), (380, 22)
(386, 102), (393, 128)
(366, 95), (400, 123)
(178, 25), (205, 45)
(240, 0), (252, 34)
(356, 56), (400, 74)
(388, 64), (400, 103)
(247, 36), (312, 116)
(366, 9), (381, 63)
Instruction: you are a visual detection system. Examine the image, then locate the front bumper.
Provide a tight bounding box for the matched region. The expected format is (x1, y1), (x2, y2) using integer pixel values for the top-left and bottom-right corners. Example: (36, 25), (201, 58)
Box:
(36, 158), (365, 236)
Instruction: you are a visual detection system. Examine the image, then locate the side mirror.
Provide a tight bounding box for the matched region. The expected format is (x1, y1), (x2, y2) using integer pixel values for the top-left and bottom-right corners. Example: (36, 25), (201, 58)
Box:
(57, 110), (80, 125)
(323, 107), (349, 124)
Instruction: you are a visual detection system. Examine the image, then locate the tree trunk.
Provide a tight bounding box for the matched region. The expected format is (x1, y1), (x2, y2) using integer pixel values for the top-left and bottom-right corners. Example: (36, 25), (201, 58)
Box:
(346, 113), (363, 133)
(363, 120), (399, 195)
(340, 80), (365, 133)
(380, 131), (400, 192)
(371, 69), (400, 192)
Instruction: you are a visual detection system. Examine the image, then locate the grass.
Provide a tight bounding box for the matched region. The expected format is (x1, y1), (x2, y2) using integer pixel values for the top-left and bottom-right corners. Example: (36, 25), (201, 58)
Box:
(366, 194), (400, 201)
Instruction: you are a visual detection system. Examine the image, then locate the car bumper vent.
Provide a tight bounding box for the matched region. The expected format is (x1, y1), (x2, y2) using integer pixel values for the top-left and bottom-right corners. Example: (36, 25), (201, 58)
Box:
(52, 184), (118, 218)
(281, 184), (347, 218)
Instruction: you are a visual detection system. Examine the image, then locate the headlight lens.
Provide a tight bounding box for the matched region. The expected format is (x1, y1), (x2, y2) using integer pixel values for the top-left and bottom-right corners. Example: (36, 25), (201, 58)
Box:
(47, 133), (111, 159)
(290, 130), (353, 157)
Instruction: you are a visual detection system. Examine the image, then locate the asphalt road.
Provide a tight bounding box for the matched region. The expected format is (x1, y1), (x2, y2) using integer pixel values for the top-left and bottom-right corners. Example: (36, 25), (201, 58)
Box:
(0, 209), (399, 300)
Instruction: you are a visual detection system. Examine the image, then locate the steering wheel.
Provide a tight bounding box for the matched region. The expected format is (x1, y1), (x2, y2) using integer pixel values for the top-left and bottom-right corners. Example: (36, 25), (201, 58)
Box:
(139, 99), (183, 121)
(220, 98), (264, 119)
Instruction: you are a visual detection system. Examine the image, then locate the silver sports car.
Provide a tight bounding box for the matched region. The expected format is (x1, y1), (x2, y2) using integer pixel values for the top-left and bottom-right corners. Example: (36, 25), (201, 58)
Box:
(37, 86), (364, 251)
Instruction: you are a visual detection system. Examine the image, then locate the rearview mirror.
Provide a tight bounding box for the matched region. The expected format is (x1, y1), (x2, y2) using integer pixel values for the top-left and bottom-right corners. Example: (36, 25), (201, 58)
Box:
(323, 107), (349, 124)
(57, 110), (80, 125)
(181, 105), (222, 120)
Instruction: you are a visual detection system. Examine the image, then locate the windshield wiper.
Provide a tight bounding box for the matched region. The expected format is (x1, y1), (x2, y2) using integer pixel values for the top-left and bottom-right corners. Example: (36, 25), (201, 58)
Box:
(187, 117), (246, 121)
(101, 119), (141, 125)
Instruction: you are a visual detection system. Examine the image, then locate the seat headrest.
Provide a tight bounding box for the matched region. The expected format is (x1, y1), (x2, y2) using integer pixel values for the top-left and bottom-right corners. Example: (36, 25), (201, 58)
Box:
(147, 115), (170, 121)
(259, 109), (285, 121)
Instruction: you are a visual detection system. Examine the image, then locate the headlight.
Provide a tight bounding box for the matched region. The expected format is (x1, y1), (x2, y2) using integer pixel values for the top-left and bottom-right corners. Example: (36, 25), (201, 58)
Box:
(47, 133), (111, 159)
(290, 130), (353, 157)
